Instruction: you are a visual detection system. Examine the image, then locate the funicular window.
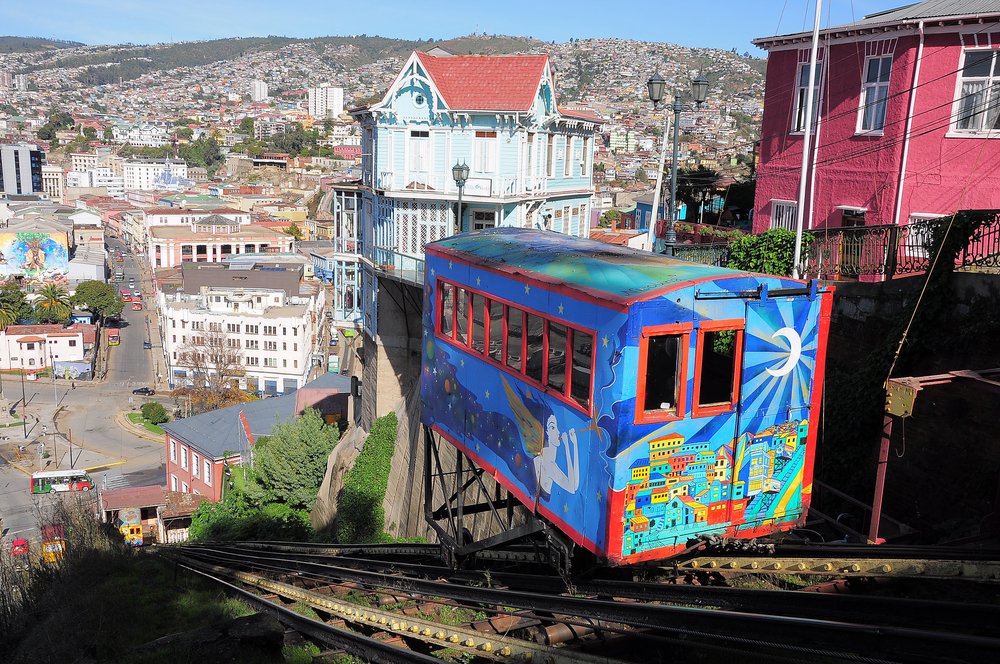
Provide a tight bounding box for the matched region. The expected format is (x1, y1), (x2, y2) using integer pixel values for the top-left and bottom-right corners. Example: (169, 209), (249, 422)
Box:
(525, 314), (545, 383)
(471, 293), (486, 353)
(439, 283), (454, 337)
(506, 307), (523, 371)
(489, 300), (504, 363)
(570, 330), (594, 406)
(694, 320), (744, 416)
(637, 324), (691, 423)
(456, 288), (469, 345)
(546, 322), (567, 392)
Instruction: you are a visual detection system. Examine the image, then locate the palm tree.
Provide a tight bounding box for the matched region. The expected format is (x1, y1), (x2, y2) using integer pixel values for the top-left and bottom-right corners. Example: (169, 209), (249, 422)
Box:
(33, 284), (71, 324)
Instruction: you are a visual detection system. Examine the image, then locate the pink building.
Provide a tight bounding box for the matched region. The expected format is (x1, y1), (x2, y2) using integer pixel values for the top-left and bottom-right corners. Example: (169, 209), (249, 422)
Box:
(753, 0), (1000, 233)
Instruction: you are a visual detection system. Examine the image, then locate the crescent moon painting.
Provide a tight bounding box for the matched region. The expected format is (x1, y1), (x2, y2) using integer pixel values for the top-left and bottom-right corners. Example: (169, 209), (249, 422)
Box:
(765, 327), (802, 377)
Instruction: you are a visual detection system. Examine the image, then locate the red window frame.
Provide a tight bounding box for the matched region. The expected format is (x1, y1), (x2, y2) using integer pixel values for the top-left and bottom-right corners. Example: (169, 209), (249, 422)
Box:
(434, 277), (595, 414)
(635, 322), (692, 425)
(692, 318), (745, 418)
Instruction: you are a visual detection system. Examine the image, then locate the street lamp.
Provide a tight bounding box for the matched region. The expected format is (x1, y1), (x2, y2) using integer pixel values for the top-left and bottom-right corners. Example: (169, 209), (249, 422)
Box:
(452, 161), (470, 234)
(646, 73), (709, 254)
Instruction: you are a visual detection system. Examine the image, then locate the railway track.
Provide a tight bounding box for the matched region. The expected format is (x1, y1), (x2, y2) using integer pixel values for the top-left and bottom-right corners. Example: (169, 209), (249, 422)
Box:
(167, 542), (1000, 664)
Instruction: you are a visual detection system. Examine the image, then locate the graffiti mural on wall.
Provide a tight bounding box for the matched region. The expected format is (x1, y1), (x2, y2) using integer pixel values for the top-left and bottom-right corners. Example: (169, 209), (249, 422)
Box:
(0, 232), (70, 285)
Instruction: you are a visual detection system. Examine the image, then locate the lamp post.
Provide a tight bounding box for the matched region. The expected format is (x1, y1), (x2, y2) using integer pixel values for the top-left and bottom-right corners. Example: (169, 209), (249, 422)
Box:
(452, 161), (470, 235)
(647, 73), (709, 255)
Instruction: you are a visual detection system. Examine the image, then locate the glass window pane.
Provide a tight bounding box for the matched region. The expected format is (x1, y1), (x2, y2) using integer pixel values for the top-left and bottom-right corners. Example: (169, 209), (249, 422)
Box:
(547, 322), (566, 393)
(866, 58), (881, 83)
(525, 314), (544, 383)
(878, 56), (892, 83)
(644, 334), (681, 414)
(698, 330), (737, 407)
(440, 284), (453, 337)
(489, 300), (503, 363)
(456, 288), (469, 345)
(471, 293), (485, 354)
(506, 307), (523, 371)
(571, 330), (593, 406)
(964, 51), (992, 77)
(873, 85), (889, 130)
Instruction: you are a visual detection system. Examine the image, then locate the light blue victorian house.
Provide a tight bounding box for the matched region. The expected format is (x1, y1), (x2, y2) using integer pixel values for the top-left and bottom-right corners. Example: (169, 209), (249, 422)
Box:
(349, 49), (602, 425)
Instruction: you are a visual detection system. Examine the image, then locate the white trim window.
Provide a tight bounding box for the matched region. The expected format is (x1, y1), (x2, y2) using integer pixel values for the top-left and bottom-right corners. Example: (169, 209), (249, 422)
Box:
(955, 50), (1000, 133)
(564, 136), (573, 177)
(180, 446), (188, 470)
(903, 213), (942, 258)
(204, 460), (212, 487)
(580, 137), (590, 178)
(169, 439), (176, 463)
(859, 56), (892, 132)
(192, 452), (199, 478)
(474, 131), (497, 173)
(171, 474), (178, 491)
(770, 200), (798, 231)
(793, 62), (822, 133)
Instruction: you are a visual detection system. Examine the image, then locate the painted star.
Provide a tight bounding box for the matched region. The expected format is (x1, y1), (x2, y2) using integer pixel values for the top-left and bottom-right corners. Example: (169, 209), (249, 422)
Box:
(449, 261), (453, 269)
(460, 359), (465, 367)
(525, 285), (530, 294)
(602, 335), (609, 348)
(485, 390), (490, 399)
(564, 504), (569, 513)
(558, 303), (564, 314)
(476, 277), (481, 286)
(431, 268), (435, 276)
(596, 491), (602, 502)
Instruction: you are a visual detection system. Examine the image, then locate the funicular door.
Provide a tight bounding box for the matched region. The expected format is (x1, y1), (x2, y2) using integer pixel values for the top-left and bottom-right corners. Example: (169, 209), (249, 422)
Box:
(730, 293), (817, 528)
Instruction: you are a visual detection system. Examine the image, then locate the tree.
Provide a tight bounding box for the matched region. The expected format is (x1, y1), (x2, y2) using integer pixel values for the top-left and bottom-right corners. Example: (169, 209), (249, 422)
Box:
(599, 209), (621, 229)
(33, 284), (71, 324)
(246, 408), (340, 511)
(70, 280), (123, 320)
(83, 126), (96, 140)
(239, 117), (255, 135)
(675, 165), (722, 222)
(0, 280), (30, 329)
(176, 127), (193, 140)
(177, 328), (248, 411)
(103, 127), (114, 142)
(141, 401), (168, 425)
(285, 222), (303, 241)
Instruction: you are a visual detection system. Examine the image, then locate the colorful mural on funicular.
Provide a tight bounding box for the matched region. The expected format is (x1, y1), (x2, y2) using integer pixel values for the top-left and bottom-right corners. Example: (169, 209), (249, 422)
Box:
(420, 229), (829, 563)
(0, 232), (70, 285)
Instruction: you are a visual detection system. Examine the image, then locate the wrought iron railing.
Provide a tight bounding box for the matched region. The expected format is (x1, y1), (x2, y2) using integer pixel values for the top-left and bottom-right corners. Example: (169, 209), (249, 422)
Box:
(371, 247), (425, 288)
(672, 242), (731, 267)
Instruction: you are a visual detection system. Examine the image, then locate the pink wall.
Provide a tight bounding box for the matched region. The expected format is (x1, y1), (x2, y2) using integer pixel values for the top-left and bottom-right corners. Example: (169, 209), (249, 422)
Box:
(755, 29), (1000, 233)
(165, 434), (234, 502)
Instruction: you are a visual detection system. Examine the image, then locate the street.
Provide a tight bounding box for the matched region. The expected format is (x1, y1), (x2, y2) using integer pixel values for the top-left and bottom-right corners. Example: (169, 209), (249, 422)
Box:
(0, 238), (169, 545)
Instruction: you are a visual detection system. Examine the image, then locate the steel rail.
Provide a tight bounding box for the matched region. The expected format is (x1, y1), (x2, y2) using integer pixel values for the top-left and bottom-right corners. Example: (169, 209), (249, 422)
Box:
(173, 550), (900, 664)
(176, 545), (1000, 664)
(215, 541), (1000, 636)
(175, 561), (443, 664)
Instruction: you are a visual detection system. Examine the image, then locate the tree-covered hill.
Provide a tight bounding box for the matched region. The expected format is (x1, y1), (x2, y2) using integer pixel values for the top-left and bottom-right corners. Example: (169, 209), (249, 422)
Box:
(0, 36), (84, 53)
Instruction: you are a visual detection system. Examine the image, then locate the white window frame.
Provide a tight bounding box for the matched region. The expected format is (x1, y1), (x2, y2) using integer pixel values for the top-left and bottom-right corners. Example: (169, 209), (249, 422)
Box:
(192, 452), (199, 477)
(563, 136), (573, 177)
(952, 49), (1000, 134)
(770, 200), (798, 231)
(171, 474), (178, 491)
(472, 210), (496, 230)
(857, 55), (892, 134)
(546, 134), (555, 177)
(903, 213), (943, 258)
(182, 481), (189, 493)
(169, 439), (176, 463)
(792, 62), (823, 134)
(474, 131), (497, 174)
(204, 460), (212, 486)
(180, 446), (188, 470)
(580, 137), (590, 177)
(408, 130), (429, 172)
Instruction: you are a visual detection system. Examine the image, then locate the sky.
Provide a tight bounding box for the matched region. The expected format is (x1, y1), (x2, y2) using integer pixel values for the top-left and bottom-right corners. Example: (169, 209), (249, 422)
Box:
(2, 0), (896, 52)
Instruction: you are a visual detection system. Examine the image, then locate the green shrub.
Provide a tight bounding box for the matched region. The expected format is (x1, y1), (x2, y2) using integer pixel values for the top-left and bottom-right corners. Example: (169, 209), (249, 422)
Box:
(335, 412), (398, 544)
(726, 228), (814, 277)
(140, 401), (168, 425)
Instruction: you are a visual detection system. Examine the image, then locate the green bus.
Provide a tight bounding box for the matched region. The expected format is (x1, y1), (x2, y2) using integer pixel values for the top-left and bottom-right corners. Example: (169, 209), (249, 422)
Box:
(31, 469), (94, 494)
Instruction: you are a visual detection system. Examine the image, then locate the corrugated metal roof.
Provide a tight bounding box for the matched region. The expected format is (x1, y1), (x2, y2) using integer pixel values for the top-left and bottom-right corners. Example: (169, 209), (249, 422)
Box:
(859, 0), (1000, 24)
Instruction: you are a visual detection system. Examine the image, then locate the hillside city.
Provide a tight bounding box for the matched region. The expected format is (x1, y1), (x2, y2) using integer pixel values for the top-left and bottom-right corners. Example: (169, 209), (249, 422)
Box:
(3, 0), (1000, 658)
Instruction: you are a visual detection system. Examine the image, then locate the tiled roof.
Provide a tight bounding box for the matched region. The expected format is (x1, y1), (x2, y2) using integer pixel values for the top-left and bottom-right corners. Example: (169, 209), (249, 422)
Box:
(162, 490), (209, 518)
(101, 485), (166, 511)
(416, 52), (549, 112)
(15, 336), (45, 343)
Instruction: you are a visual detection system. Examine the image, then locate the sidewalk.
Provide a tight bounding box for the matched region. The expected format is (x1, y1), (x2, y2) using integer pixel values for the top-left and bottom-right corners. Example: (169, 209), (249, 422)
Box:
(114, 411), (165, 443)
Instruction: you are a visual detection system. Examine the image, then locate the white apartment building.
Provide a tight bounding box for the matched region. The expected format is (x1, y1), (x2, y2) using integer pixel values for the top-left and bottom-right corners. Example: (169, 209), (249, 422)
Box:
(123, 158), (188, 190)
(41, 164), (63, 202)
(308, 84), (344, 120)
(112, 123), (169, 147)
(66, 167), (125, 199)
(160, 283), (324, 395)
(250, 80), (269, 102)
(70, 152), (98, 172)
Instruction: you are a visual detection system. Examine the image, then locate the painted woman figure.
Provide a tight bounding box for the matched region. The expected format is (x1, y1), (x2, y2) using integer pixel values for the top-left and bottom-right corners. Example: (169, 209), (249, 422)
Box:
(534, 414), (580, 501)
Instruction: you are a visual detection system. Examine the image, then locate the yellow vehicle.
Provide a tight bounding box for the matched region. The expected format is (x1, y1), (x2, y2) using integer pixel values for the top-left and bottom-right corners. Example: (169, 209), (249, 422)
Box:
(41, 524), (66, 563)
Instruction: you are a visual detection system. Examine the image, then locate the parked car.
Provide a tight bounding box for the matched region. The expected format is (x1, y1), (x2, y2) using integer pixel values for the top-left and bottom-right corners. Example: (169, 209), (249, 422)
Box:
(132, 387), (154, 396)
(142, 341), (152, 349)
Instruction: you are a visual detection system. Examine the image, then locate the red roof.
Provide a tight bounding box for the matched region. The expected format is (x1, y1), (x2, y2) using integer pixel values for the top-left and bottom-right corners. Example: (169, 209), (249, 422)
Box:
(416, 52), (549, 112)
(101, 485), (166, 511)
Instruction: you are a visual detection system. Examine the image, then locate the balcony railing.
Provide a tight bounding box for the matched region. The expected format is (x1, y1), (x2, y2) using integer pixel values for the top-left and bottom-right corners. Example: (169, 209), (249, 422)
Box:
(372, 247), (425, 288)
(375, 172), (550, 198)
